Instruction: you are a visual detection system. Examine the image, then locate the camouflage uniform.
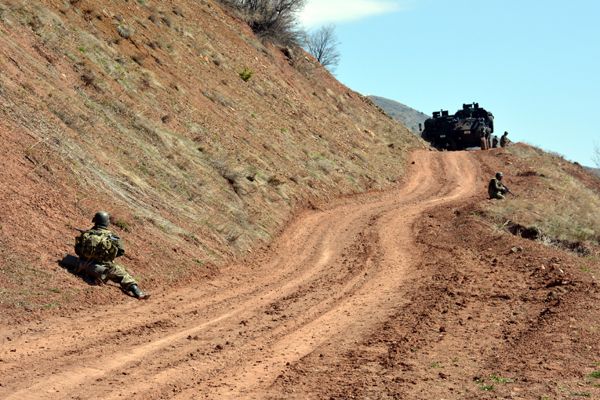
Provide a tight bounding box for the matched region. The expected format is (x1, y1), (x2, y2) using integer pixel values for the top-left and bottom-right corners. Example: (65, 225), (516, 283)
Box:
(76, 227), (138, 291)
(488, 177), (507, 199)
(480, 134), (487, 150)
(75, 211), (149, 299)
(485, 131), (492, 149)
(479, 125), (488, 150)
(500, 132), (511, 147)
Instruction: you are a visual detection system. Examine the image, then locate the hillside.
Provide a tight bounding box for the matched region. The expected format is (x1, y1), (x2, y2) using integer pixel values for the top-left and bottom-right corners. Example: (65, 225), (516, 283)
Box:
(2, 1), (600, 399)
(0, 0), (424, 315)
(369, 95), (429, 135)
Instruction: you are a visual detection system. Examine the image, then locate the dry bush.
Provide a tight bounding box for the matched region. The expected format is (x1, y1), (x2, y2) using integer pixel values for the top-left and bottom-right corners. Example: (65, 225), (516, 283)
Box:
(218, 0), (306, 46)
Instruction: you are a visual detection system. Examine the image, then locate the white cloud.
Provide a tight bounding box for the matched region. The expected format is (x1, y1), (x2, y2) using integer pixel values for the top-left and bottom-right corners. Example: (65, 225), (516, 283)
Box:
(299, 0), (406, 28)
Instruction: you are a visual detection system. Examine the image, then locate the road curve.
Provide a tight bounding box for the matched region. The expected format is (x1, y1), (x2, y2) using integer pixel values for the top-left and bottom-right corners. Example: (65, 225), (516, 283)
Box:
(0, 150), (480, 399)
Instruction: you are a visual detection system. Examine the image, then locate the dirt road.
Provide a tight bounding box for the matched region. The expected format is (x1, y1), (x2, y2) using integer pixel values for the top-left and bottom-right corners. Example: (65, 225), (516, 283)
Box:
(0, 150), (480, 399)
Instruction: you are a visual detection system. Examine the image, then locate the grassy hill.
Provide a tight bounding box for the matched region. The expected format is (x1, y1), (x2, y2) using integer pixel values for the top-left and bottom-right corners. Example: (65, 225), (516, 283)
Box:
(476, 145), (600, 249)
(0, 0), (425, 315)
(368, 95), (429, 135)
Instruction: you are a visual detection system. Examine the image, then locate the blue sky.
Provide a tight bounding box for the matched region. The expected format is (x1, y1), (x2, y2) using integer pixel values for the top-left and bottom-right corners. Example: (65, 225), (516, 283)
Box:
(300, 0), (600, 166)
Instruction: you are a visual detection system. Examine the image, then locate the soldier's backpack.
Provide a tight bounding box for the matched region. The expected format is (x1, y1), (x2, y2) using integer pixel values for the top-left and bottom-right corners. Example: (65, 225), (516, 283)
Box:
(75, 229), (119, 262)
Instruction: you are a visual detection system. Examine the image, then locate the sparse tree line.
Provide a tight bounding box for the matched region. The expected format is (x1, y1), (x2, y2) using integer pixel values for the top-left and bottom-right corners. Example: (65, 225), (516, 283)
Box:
(217, 0), (341, 71)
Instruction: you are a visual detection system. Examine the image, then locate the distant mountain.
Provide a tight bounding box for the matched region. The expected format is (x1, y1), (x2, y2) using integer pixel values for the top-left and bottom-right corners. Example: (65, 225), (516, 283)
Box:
(369, 96), (429, 135)
(586, 167), (600, 177)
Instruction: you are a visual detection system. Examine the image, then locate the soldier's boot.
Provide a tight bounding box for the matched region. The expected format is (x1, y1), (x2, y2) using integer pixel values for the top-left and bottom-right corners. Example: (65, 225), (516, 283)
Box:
(129, 284), (150, 300)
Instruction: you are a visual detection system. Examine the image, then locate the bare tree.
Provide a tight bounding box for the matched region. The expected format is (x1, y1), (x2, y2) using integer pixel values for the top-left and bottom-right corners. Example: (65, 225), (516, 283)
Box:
(593, 144), (600, 168)
(304, 24), (341, 71)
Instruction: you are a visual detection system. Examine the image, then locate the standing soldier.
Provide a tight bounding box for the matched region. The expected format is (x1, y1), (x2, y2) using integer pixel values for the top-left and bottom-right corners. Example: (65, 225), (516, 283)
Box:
(75, 211), (150, 299)
(480, 131), (488, 150)
(500, 131), (511, 147)
(488, 172), (509, 199)
(479, 122), (489, 150)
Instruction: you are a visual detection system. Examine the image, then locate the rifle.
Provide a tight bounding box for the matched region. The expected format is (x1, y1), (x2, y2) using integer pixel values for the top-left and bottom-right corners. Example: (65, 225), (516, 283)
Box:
(504, 186), (516, 196)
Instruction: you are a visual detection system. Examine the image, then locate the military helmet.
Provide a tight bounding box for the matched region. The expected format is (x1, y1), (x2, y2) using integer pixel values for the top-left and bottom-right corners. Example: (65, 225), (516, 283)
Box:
(495, 172), (503, 180)
(92, 211), (110, 228)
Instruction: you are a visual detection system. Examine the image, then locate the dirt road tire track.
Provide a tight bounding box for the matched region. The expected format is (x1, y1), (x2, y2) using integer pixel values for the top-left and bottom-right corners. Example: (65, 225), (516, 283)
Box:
(0, 150), (480, 399)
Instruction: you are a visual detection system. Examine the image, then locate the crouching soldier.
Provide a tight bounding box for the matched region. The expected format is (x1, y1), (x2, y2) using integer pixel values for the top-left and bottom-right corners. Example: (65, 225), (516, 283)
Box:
(492, 135), (500, 148)
(488, 172), (509, 200)
(75, 211), (150, 299)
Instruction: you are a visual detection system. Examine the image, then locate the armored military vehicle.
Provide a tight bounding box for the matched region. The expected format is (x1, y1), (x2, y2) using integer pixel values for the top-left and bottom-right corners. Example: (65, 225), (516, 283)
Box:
(421, 103), (494, 150)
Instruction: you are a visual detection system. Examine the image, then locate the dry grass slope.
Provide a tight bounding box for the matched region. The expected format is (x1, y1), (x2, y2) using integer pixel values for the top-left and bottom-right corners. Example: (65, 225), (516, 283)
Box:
(479, 144), (600, 251)
(0, 0), (424, 316)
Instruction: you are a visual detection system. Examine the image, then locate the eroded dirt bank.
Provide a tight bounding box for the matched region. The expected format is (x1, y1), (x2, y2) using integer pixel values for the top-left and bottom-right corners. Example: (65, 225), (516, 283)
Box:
(1, 150), (599, 400)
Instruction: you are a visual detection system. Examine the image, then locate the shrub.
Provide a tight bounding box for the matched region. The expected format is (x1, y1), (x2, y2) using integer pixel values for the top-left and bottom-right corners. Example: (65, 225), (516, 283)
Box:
(218, 0), (306, 46)
(114, 219), (131, 232)
(589, 370), (600, 379)
(116, 25), (134, 39)
(239, 67), (253, 81)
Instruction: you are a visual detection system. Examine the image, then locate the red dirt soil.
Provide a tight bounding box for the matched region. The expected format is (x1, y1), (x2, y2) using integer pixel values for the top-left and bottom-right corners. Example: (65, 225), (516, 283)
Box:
(1, 150), (599, 399)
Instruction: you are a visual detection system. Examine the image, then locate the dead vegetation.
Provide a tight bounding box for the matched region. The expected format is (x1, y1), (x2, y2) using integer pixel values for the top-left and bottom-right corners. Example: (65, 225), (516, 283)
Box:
(218, 0), (306, 46)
